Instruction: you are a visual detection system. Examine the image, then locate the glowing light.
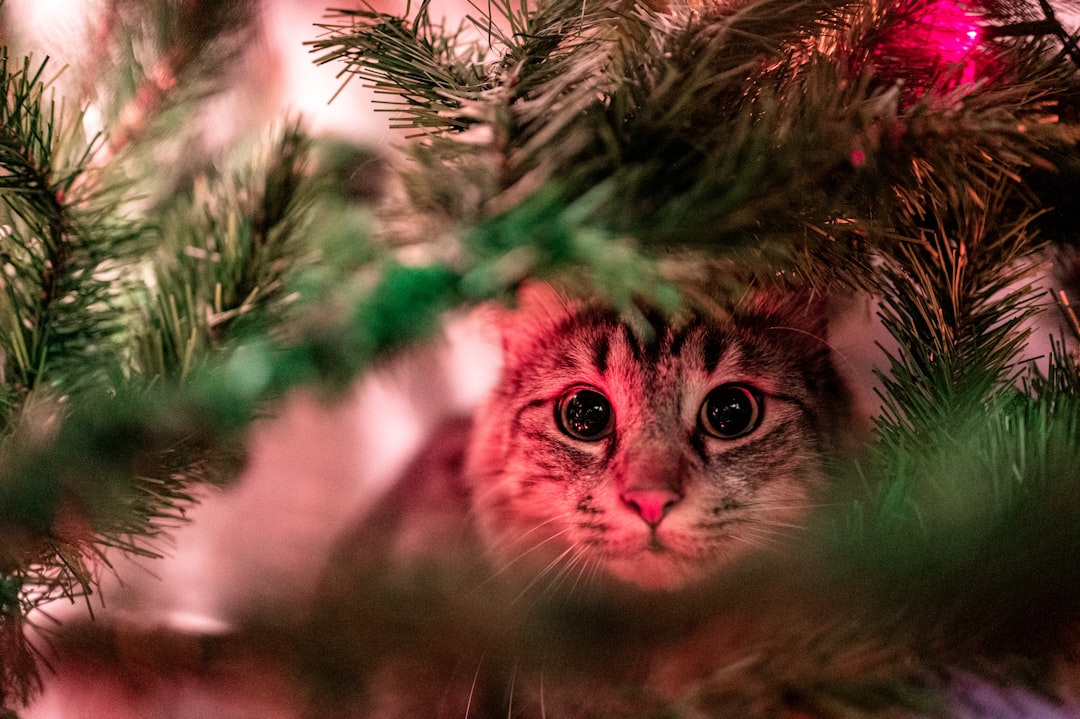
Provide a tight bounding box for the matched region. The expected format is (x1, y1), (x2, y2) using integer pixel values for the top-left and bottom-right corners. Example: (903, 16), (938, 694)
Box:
(916, 0), (983, 84)
(870, 0), (988, 93)
(926, 2), (981, 57)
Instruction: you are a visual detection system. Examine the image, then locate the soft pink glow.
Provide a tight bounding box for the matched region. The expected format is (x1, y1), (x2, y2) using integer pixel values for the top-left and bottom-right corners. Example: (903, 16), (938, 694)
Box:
(868, 0), (988, 92)
(915, 0), (983, 84)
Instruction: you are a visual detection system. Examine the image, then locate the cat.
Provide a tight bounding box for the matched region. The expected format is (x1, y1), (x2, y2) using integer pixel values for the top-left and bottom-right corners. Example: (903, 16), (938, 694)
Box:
(465, 282), (851, 593)
(296, 280), (859, 717)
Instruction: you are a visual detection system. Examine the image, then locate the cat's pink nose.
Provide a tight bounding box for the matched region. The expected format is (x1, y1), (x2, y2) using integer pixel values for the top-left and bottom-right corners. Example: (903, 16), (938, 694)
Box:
(621, 488), (680, 526)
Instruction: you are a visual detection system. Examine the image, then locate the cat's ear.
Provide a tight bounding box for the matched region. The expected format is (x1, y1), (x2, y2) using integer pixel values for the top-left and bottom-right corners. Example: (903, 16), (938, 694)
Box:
(497, 281), (577, 363)
(740, 288), (833, 357)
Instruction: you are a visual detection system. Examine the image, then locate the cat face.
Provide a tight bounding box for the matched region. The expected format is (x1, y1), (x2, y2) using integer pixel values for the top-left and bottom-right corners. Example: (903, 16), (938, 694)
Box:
(465, 285), (844, 592)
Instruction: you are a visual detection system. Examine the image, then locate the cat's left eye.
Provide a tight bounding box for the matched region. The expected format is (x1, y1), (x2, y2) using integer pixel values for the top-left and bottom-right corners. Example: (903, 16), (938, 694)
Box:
(556, 387), (614, 441)
(699, 384), (762, 439)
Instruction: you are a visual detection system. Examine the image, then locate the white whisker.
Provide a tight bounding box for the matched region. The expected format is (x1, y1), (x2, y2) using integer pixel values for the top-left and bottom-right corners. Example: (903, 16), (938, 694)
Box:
(496, 527), (574, 574)
(543, 544), (592, 598)
(582, 553), (605, 594)
(475, 515), (576, 589)
(750, 518), (810, 531)
(512, 511), (576, 544)
(513, 543), (580, 604)
(726, 528), (781, 552)
(739, 500), (835, 511)
(740, 524), (797, 542)
(566, 547), (597, 597)
(464, 653), (484, 719)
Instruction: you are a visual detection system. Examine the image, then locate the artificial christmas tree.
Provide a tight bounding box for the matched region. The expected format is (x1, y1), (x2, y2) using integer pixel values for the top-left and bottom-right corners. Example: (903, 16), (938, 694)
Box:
(0, 0), (1079, 716)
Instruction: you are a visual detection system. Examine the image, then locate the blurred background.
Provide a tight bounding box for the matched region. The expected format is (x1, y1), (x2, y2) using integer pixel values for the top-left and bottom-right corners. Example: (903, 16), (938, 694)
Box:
(1, 2), (497, 716)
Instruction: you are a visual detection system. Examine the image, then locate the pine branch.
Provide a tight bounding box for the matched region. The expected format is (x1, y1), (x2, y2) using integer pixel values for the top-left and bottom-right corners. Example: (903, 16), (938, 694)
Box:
(0, 45), (311, 706)
(490, 0), (863, 240)
(0, 50), (149, 701)
(829, 64), (1079, 658)
(132, 120), (319, 382)
(311, 1), (491, 133)
(314, 0), (1076, 283)
(0, 52), (146, 401)
(0, 120), (359, 654)
(315, 0), (868, 254)
(983, 0), (1080, 67)
(87, 0), (261, 154)
(0, 584), (41, 709)
(871, 200), (1044, 457)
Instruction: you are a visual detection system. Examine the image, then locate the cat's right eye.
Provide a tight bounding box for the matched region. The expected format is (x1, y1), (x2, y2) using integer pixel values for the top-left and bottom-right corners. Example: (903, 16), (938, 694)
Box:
(556, 387), (614, 441)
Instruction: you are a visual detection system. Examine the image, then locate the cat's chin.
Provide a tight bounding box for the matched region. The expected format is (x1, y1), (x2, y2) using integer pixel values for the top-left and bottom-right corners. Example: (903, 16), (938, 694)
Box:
(601, 552), (706, 592)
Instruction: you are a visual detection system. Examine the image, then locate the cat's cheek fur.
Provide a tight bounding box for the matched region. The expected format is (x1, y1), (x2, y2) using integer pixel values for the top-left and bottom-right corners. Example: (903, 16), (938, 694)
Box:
(465, 424), (573, 561)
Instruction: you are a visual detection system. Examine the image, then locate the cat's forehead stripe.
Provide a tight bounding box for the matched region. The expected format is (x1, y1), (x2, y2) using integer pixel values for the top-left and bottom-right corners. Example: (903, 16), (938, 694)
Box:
(592, 333), (610, 375)
(599, 314), (721, 369)
(668, 322), (693, 358)
(698, 325), (728, 375)
(528, 309), (807, 394)
(560, 313), (739, 378)
(620, 323), (643, 364)
(663, 320), (733, 376)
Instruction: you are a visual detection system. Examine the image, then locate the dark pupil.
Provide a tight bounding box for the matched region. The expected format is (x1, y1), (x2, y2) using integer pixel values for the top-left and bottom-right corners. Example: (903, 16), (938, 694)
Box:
(706, 387), (755, 435)
(564, 390), (611, 438)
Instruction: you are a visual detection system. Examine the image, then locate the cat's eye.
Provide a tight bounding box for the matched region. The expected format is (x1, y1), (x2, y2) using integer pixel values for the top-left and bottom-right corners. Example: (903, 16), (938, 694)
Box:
(556, 387), (614, 441)
(699, 384), (762, 439)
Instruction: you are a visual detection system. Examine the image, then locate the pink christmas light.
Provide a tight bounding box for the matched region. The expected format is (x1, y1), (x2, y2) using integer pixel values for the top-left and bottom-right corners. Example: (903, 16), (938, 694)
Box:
(865, 0), (988, 95)
(909, 0), (983, 85)
(923, 0), (982, 81)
